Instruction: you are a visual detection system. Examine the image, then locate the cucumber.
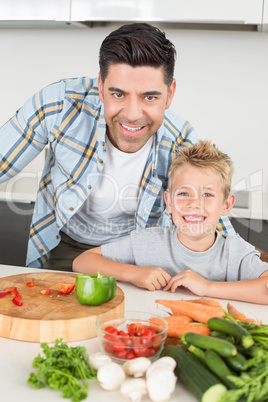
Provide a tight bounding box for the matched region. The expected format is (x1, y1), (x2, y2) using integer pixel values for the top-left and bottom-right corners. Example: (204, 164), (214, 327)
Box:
(207, 317), (254, 349)
(181, 332), (237, 357)
(201, 384), (227, 402)
(224, 352), (247, 371)
(161, 345), (222, 401)
(205, 349), (237, 389)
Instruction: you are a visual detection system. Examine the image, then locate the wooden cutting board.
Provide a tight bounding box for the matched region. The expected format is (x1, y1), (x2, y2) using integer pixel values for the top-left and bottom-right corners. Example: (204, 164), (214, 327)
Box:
(0, 272), (125, 343)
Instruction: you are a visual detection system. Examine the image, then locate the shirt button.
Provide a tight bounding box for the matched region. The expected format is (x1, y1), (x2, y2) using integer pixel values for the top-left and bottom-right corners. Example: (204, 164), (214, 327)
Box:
(56, 235), (60, 239)
(69, 207), (74, 211)
(56, 224), (60, 228)
(88, 185), (92, 190)
(99, 159), (103, 164)
(39, 248), (44, 253)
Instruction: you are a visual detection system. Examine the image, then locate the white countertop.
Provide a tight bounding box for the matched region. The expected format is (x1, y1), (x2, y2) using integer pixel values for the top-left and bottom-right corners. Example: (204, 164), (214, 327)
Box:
(1, 265), (268, 401)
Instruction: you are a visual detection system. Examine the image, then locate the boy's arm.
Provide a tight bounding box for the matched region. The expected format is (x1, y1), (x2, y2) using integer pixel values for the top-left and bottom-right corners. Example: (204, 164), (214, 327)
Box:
(164, 270), (268, 305)
(72, 247), (171, 291)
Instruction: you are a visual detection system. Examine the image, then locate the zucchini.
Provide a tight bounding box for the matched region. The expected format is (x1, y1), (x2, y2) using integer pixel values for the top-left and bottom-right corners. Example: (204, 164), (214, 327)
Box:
(181, 332), (237, 357)
(207, 317), (254, 349)
(205, 349), (237, 389)
(187, 344), (206, 364)
(161, 345), (222, 401)
(224, 352), (247, 371)
(201, 384), (227, 402)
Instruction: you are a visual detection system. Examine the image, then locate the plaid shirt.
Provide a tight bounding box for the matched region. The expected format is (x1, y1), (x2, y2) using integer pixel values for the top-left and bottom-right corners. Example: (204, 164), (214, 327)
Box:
(0, 77), (236, 267)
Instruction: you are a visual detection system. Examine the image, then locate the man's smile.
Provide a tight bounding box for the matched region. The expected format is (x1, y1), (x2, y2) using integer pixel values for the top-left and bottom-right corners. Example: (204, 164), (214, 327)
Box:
(119, 122), (147, 137)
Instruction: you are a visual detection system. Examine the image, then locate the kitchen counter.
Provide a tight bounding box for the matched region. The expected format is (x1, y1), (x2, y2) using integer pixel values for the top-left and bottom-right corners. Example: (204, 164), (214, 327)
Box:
(1, 264), (268, 401)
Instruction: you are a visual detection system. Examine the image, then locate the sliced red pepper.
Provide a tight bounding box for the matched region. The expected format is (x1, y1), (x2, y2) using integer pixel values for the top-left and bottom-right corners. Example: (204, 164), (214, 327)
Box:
(0, 290), (10, 298)
(26, 282), (35, 287)
(4, 287), (16, 292)
(11, 288), (21, 298)
(40, 289), (51, 295)
(13, 297), (24, 306)
(3, 286), (23, 306)
(58, 283), (75, 295)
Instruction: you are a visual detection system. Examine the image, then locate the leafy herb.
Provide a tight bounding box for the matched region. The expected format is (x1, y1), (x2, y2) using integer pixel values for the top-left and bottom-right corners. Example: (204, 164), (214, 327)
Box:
(246, 324), (268, 350)
(219, 354), (268, 402)
(28, 338), (97, 402)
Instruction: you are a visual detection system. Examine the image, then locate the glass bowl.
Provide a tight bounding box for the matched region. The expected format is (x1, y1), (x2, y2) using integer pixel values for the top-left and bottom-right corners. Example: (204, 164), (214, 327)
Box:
(96, 310), (168, 363)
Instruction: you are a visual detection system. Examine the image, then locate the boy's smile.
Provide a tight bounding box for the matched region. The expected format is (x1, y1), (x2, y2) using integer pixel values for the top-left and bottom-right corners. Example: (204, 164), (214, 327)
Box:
(165, 164), (235, 251)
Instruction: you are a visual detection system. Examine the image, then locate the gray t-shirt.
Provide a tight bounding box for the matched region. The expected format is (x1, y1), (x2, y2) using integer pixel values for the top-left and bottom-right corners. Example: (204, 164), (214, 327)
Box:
(101, 226), (268, 281)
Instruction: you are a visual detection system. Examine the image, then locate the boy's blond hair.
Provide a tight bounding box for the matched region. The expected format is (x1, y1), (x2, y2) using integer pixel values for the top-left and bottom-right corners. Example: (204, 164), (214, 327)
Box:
(168, 140), (233, 200)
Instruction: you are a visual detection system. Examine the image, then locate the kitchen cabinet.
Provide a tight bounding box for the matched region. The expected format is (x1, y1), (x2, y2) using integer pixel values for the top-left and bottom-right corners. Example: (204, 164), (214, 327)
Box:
(71, 0), (263, 25)
(263, 0), (268, 30)
(0, 0), (71, 21)
(230, 217), (268, 253)
(0, 201), (33, 266)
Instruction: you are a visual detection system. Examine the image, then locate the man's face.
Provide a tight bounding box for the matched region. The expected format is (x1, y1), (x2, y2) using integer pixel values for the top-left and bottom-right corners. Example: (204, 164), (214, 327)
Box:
(98, 64), (176, 153)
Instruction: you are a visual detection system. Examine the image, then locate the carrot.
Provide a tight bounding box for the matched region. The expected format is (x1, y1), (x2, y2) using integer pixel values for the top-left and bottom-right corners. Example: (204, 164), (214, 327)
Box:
(164, 315), (193, 325)
(186, 298), (223, 309)
(150, 315), (193, 337)
(156, 299), (225, 324)
(227, 302), (260, 326)
(165, 336), (183, 346)
(166, 322), (211, 338)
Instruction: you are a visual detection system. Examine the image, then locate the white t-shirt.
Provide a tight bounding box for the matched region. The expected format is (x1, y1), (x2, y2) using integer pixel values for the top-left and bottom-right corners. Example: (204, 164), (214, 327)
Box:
(62, 135), (153, 245)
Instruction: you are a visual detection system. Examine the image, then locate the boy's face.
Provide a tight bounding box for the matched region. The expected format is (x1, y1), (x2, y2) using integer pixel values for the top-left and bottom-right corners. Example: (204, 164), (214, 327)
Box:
(98, 64), (176, 153)
(164, 164), (235, 247)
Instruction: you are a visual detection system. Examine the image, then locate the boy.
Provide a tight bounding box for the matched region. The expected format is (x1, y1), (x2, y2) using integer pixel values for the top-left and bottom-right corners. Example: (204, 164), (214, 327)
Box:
(73, 141), (268, 304)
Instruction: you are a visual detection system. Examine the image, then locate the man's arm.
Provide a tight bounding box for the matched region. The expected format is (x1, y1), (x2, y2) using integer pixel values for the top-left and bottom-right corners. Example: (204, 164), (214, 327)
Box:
(164, 270), (268, 305)
(72, 247), (171, 291)
(0, 82), (63, 184)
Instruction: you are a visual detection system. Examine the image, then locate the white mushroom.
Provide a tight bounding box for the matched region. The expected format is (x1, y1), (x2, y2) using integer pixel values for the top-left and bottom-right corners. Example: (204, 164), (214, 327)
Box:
(146, 356), (176, 378)
(89, 352), (112, 370)
(120, 378), (147, 402)
(97, 361), (126, 391)
(123, 357), (152, 377)
(146, 366), (177, 402)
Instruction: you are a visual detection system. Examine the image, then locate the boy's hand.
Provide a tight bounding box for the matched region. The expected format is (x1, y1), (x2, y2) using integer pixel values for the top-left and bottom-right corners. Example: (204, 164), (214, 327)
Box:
(129, 266), (171, 291)
(163, 269), (209, 296)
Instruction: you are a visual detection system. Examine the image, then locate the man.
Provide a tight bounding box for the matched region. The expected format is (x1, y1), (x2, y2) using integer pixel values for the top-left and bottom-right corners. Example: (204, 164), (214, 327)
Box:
(0, 23), (236, 270)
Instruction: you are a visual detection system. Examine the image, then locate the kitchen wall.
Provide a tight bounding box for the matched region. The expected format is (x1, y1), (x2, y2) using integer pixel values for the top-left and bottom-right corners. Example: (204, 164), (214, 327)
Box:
(0, 24), (268, 200)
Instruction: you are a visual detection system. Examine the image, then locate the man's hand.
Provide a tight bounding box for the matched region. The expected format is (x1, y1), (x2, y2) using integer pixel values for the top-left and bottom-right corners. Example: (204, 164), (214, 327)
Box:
(163, 269), (209, 296)
(129, 266), (171, 291)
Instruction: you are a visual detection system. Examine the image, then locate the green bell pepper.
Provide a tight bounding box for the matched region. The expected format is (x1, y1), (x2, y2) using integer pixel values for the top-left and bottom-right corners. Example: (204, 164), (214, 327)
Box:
(75, 273), (117, 306)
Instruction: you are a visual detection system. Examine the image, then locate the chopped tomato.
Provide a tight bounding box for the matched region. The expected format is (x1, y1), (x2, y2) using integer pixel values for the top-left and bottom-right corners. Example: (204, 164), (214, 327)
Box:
(101, 322), (163, 361)
(126, 351), (136, 360)
(105, 326), (119, 335)
(133, 345), (151, 357)
(127, 323), (137, 336)
(26, 282), (35, 287)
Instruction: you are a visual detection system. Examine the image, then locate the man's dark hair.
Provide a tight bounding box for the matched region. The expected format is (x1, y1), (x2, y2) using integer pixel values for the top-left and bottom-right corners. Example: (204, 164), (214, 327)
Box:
(99, 23), (176, 88)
